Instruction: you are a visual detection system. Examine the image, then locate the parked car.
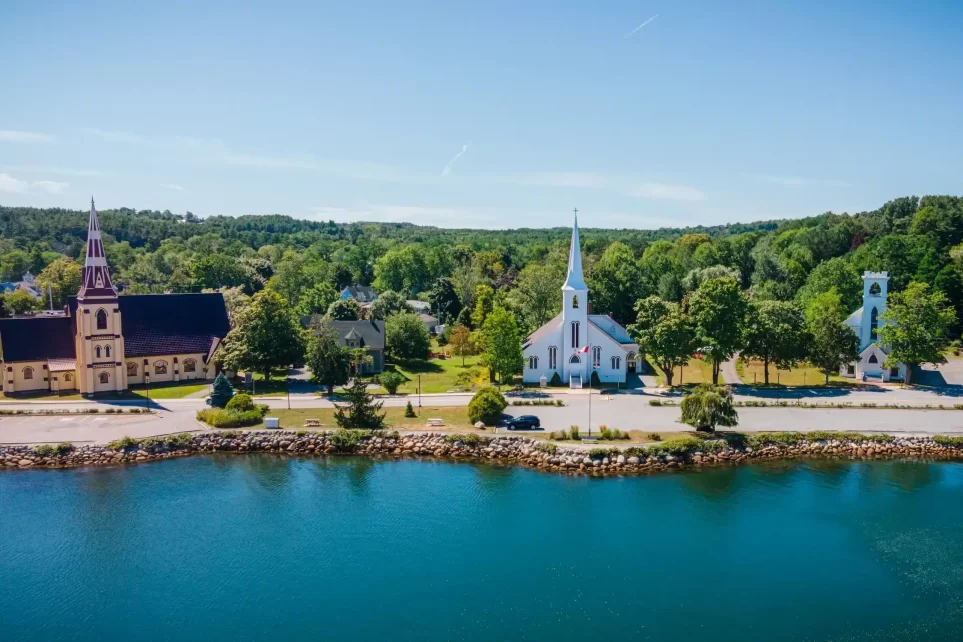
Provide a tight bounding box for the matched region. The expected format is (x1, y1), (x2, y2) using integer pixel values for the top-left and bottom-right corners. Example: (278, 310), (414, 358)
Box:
(506, 415), (541, 430)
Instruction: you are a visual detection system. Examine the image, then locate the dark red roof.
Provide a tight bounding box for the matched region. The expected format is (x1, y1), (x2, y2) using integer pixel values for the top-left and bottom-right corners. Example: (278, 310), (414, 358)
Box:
(0, 316), (76, 362)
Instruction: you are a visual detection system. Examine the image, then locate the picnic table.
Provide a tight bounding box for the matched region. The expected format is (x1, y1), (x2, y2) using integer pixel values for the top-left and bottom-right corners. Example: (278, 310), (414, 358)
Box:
(303, 419), (323, 428)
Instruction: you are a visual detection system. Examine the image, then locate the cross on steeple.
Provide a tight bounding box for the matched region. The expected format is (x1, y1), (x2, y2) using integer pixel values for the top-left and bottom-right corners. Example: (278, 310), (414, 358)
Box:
(573, 207), (578, 216)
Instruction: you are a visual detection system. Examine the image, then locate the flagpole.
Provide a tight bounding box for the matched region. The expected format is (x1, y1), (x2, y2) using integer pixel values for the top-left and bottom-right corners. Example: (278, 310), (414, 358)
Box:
(588, 365), (592, 437)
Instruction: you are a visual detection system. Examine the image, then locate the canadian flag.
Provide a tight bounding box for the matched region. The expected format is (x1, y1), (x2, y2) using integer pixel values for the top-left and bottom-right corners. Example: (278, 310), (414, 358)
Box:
(576, 345), (589, 354)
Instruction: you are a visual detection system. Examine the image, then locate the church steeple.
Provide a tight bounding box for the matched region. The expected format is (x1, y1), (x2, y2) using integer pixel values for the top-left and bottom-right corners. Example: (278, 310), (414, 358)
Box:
(77, 197), (116, 299)
(562, 209), (587, 291)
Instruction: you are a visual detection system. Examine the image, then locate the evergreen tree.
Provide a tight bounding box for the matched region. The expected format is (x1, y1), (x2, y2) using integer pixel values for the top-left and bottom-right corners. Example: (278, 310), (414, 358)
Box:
(405, 400), (417, 418)
(209, 372), (235, 408)
(334, 379), (386, 429)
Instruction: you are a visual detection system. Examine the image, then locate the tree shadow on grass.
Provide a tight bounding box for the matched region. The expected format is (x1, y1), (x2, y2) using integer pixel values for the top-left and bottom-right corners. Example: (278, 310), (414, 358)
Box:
(392, 359), (444, 375)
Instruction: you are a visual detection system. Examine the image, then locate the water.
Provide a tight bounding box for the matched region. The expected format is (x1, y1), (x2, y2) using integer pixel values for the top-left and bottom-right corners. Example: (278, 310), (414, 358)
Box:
(2, 457), (963, 641)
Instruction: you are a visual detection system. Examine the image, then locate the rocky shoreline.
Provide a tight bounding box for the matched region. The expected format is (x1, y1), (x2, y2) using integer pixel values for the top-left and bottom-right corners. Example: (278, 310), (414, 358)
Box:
(2, 430), (963, 474)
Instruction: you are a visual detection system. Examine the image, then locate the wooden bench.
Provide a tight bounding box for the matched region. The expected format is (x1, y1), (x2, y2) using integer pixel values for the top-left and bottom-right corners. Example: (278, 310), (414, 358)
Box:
(303, 419), (323, 428)
(426, 418), (445, 427)
(581, 436), (598, 444)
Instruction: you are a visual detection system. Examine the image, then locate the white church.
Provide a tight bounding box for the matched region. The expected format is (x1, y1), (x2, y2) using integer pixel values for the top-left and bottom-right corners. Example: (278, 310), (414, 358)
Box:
(839, 271), (907, 382)
(522, 214), (639, 387)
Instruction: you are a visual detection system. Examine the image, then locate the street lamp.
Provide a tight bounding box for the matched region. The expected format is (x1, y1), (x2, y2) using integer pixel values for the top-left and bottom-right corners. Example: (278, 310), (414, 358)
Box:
(144, 372), (151, 411)
(418, 374), (422, 408)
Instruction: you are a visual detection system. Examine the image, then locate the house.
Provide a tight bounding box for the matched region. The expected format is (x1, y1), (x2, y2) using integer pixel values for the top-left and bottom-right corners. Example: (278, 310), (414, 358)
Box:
(419, 313), (440, 334)
(407, 300), (430, 313)
(522, 213), (639, 387)
(300, 317), (386, 375)
(340, 285), (378, 304)
(0, 200), (230, 396)
(0, 272), (43, 301)
(839, 271), (907, 382)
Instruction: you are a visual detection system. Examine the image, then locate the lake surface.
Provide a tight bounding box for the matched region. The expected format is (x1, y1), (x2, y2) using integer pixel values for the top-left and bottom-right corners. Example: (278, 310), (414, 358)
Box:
(3, 456), (963, 641)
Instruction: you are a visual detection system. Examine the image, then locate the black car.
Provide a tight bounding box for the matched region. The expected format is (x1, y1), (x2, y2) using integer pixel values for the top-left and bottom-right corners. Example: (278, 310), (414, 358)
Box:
(506, 415), (541, 430)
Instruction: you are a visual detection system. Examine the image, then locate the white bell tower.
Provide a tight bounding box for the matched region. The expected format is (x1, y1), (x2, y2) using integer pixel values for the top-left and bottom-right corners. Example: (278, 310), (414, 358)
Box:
(859, 271), (889, 350)
(561, 209), (588, 383)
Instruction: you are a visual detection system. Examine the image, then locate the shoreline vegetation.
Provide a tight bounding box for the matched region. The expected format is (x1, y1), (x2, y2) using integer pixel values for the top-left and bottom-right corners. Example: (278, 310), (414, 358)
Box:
(3, 430), (963, 474)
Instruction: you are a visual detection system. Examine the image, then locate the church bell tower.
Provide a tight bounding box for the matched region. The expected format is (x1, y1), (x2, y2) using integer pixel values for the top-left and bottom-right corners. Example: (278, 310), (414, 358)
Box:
(561, 210), (589, 383)
(75, 198), (126, 395)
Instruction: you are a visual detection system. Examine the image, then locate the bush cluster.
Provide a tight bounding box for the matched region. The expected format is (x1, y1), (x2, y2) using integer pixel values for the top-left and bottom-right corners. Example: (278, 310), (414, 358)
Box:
(443, 433), (486, 446)
(536, 442), (558, 454)
(599, 426), (630, 440)
(467, 387), (507, 425)
(196, 401), (268, 428)
(107, 435), (138, 451)
(510, 399), (564, 406)
(934, 435), (963, 447)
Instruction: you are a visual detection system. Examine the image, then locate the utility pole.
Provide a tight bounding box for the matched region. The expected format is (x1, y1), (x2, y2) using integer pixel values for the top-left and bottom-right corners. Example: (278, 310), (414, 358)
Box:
(418, 374), (422, 408)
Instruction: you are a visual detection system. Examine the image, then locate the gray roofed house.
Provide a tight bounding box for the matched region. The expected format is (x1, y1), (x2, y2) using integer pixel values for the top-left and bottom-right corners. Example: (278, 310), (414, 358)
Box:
(301, 317), (386, 374)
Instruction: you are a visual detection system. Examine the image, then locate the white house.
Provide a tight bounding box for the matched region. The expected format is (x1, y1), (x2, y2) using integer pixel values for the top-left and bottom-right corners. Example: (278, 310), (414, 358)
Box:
(840, 271), (907, 382)
(522, 214), (639, 387)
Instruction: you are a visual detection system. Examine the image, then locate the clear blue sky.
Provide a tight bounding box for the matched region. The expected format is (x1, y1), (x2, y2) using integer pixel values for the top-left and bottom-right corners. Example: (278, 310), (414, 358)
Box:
(1, 0), (961, 229)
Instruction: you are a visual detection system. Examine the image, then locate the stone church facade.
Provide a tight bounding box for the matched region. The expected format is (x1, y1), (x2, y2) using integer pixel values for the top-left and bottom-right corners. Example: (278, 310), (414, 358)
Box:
(0, 200), (230, 397)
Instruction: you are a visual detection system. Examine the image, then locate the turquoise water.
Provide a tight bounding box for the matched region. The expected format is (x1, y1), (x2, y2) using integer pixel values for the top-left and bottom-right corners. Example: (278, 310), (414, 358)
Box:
(2, 457), (963, 641)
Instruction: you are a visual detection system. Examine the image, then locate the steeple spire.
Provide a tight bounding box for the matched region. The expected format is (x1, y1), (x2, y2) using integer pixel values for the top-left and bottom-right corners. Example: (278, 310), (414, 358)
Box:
(562, 208), (587, 291)
(77, 197), (116, 299)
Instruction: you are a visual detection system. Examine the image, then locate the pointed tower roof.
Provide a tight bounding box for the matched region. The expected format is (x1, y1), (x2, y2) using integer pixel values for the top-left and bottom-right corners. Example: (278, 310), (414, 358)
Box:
(562, 210), (587, 291)
(77, 197), (117, 300)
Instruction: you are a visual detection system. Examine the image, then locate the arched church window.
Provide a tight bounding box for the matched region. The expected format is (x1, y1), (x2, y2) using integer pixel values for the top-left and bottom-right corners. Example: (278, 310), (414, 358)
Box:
(870, 307), (879, 341)
(127, 362), (138, 377)
(64, 373), (72, 382)
(529, 356), (539, 370)
(23, 367), (33, 380)
(548, 346), (557, 370)
(153, 361), (169, 375)
(96, 309), (108, 330)
(569, 354), (581, 364)
(611, 356), (621, 370)
(869, 282), (881, 297)
(184, 359), (196, 373)
(868, 354), (878, 364)
(592, 346), (601, 368)
(571, 322), (580, 348)
(105, 345), (111, 358)
(572, 295), (579, 309)
(95, 346), (101, 358)
(99, 372), (110, 384)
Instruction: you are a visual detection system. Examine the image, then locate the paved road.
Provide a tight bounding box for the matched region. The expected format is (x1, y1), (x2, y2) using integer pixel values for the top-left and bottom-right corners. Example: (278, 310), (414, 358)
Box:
(4, 391), (963, 444)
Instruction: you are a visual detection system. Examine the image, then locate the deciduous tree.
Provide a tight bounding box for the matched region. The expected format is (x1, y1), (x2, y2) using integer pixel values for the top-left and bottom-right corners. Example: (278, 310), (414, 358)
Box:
(805, 288), (859, 384)
(35, 258), (82, 308)
(741, 300), (809, 384)
(680, 383), (738, 432)
(687, 277), (748, 384)
(221, 289), (306, 381)
(327, 298), (361, 320)
(879, 281), (956, 384)
(305, 320), (351, 394)
(480, 307), (522, 385)
(627, 296), (694, 387)
(385, 312), (431, 360)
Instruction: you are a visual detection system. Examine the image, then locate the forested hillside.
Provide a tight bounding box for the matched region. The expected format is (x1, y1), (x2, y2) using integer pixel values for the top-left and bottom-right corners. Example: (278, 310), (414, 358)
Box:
(1, 195), (962, 337)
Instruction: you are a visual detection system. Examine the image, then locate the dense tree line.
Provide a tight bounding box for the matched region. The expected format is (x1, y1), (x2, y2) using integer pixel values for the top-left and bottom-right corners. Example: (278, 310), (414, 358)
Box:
(1, 195), (961, 381)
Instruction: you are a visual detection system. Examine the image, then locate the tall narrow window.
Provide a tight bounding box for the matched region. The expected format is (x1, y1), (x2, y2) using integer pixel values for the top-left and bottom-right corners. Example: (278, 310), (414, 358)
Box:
(96, 309), (108, 330)
(529, 356), (539, 370)
(23, 367), (33, 380)
(870, 307), (879, 341)
(572, 295), (579, 309)
(571, 321), (580, 348)
(105, 345), (111, 358)
(611, 356), (621, 370)
(95, 346), (102, 358)
(592, 346), (601, 368)
(548, 346), (557, 370)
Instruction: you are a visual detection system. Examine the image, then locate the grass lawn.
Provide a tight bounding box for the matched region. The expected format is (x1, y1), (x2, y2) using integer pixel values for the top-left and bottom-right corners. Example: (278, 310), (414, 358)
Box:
(647, 357), (715, 386)
(128, 380), (209, 399)
(382, 353), (489, 394)
(736, 360), (850, 386)
(255, 406), (478, 431)
(235, 371), (292, 397)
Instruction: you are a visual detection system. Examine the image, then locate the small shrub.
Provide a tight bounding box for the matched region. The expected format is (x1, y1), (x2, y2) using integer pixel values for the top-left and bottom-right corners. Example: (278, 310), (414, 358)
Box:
(934, 435), (963, 447)
(444, 433), (483, 446)
(549, 371), (562, 386)
(405, 401), (417, 418)
(330, 429), (364, 453)
(163, 433), (194, 449)
(295, 430), (307, 437)
(376, 371), (406, 395)
(537, 442), (558, 454)
(569, 426), (580, 441)
(33, 444), (55, 457)
(226, 393), (254, 412)
(647, 432), (662, 441)
(555, 399), (564, 406)
(108, 435), (138, 451)
(588, 447), (612, 459)
(54, 442), (73, 456)
(196, 408), (264, 428)
(648, 399), (662, 406)
(552, 430), (570, 441)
